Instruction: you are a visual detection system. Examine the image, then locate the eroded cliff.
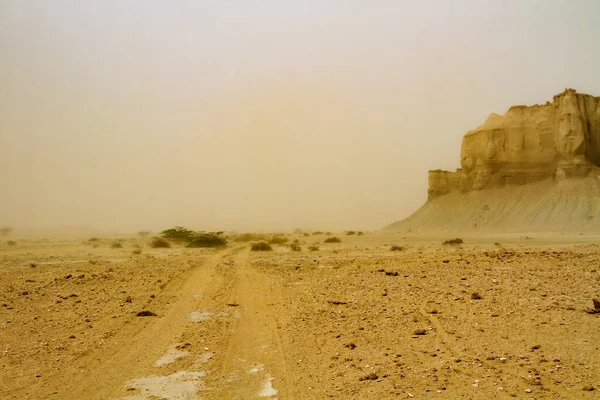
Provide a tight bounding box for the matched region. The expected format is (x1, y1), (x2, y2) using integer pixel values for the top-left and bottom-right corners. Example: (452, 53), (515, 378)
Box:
(429, 89), (600, 199)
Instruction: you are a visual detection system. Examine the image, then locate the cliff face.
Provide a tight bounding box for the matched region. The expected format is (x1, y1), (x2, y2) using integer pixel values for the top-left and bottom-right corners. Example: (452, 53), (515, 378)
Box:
(429, 89), (600, 199)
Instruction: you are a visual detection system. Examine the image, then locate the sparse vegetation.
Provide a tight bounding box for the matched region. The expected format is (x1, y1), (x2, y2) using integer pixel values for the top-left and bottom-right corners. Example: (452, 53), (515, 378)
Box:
(158, 226), (227, 248)
(160, 226), (196, 242)
(186, 232), (227, 248)
(111, 241), (123, 249)
(233, 233), (266, 242)
(324, 237), (341, 243)
(390, 245), (404, 251)
(443, 238), (464, 246)
(289, 243), (302, 251)
(251, 242), (272, 251)
(268, 236), (289, 245)
(150, 237), (171, 248)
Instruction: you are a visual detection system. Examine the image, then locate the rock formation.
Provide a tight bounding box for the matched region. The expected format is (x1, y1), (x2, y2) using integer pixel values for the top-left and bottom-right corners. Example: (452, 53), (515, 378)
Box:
(386, 89), (600, 232)
(428, 89), (600, 199)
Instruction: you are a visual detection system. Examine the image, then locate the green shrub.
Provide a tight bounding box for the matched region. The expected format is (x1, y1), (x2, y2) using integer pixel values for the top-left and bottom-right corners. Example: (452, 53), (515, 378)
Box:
(289, 243), (302, 251)
(150, 237), (171, 248)
(160, 226), (196, 242)
(251, 242), (272, 251)
(443, 238), (464, 246)
(186, 232), (227, 248)
(324, 237), (341, 243)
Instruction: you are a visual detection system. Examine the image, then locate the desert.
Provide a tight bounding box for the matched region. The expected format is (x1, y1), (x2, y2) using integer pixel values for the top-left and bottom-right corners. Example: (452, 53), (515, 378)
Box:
(2, 2), (600, 399)
(1, 231), (599, 399)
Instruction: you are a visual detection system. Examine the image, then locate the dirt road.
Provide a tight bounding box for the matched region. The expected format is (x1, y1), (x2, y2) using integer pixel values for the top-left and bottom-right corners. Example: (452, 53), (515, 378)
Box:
(83, 246), (291, 400)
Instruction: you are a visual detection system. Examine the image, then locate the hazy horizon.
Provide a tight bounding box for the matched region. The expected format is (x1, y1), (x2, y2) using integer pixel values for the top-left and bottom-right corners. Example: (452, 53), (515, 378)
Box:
(2, 1), (600, 233)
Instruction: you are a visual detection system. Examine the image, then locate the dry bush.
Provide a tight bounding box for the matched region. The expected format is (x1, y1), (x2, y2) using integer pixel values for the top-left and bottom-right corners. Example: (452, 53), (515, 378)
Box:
(390, 245), (404, 251)
(111, 241), (123, 249)
(233, 233), (266, 242)
(324, 237), (341, 243)
(308, 245), (319, 251)
(150, 237), (170, 248)
(268, 236), (289, 245)
(251, 242), (272, 251)
(443, 238), (464, 246)
(289, 243), (302, 252)
(346, 231), (356, 236)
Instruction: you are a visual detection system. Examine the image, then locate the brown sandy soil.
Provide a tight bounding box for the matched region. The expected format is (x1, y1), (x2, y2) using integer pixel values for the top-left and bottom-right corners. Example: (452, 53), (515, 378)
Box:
(1, 233), (599, 399)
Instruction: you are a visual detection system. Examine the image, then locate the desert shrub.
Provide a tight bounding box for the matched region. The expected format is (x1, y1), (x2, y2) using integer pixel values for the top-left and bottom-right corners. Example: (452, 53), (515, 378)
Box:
(268, 236), (289, 245)
(289, 243), (302, 251)
(346, 231), (356, 236)
(233, 233), (266, 242)
(132, 248), (142, 255)
(251, 242), (272, 251)
(324, 237), (341, 243)
(7, 240), (16, 246)
(186, 232), (227, 248)
(308, 245), (319, 251)
(312, 231), (324, 236)
(88, 237), (99, 242)
(150, 237), (171, 248)
(111, 241), (123, 249)
(160, 226), (196, 242)
(443, 238), (464, 246)
(357, 231), (364, 236)
(390, 245), (404, 251)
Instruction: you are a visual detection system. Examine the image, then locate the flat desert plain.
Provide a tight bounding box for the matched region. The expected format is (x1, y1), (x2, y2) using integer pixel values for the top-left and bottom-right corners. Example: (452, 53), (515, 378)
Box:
(1, 233), (599, 399)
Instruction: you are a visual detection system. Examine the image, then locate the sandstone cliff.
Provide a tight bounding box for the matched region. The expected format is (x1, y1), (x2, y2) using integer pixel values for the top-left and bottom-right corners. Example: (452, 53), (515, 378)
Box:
(428, 89), (600, 199)
(386, 89), (600, 232)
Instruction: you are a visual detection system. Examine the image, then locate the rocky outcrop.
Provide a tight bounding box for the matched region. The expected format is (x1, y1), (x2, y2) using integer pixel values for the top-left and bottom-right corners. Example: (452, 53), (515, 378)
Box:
(428, 89), (600, 199)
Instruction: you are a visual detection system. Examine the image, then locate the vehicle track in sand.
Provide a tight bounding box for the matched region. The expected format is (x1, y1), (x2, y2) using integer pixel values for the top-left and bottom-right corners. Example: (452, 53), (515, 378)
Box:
(62, 246), (292, 399)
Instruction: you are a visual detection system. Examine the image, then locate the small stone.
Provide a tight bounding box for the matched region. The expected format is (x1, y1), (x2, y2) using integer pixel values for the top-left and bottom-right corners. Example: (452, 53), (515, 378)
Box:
(525, 388), (532, 393)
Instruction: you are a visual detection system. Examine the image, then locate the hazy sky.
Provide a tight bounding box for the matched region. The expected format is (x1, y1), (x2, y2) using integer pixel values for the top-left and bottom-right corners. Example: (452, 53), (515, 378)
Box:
(1, 1), (600, 233)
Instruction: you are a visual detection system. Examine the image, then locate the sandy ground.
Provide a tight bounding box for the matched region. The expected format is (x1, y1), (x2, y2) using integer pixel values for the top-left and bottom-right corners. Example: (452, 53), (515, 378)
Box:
(1, 233), (599, 399)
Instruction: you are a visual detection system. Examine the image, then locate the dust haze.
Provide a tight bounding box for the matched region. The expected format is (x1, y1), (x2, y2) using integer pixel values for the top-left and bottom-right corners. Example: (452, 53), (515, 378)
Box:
(2, 1), (600, 233)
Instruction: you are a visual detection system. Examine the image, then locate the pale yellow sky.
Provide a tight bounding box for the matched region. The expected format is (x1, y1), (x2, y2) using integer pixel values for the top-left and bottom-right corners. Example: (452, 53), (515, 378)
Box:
(1, 1), (600, 233)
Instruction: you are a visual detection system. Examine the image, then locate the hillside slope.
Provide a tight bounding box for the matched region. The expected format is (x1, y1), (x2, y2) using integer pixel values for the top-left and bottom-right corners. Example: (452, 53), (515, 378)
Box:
(385, 175), (600, 232)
